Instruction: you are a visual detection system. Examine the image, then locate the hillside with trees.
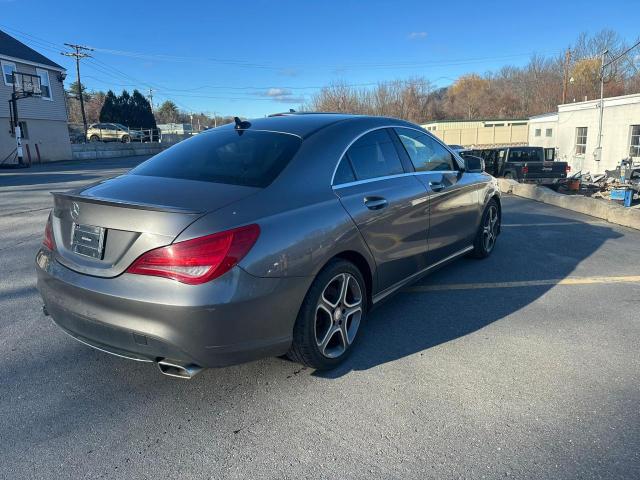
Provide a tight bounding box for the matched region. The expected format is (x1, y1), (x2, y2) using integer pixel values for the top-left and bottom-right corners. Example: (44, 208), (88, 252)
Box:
(307, 30), (640, 123)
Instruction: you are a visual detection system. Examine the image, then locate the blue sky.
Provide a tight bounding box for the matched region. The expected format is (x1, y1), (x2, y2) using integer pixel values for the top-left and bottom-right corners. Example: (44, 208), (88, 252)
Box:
(1, 0), (638, 118)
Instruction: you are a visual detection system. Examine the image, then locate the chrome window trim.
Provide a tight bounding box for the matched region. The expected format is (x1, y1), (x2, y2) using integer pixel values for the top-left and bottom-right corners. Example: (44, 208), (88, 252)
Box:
(330, 124), (463, 187)
(221, 128), (303, 139)
(331, 170), (458, 190)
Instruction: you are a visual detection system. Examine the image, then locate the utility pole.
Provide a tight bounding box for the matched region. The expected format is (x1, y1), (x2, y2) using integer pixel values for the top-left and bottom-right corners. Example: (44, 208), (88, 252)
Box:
(147, 87), (154, 112)
(595, 49), (608, 162)
(62, 43), (93, 142)
(562, 48), (571, 104)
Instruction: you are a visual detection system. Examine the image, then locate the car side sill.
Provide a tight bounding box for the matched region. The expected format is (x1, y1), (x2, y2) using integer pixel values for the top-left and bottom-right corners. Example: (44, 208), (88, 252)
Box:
(372, 246), (474, 304)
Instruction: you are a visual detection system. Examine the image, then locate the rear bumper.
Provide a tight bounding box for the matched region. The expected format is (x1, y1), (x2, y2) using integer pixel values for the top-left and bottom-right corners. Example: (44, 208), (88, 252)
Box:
(36, 248), (311, 368)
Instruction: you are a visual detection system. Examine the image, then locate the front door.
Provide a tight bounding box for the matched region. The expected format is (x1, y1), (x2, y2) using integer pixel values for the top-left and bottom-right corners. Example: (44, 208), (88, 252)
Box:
(393, 127), (481, 264)
(333, 128), (430, 293)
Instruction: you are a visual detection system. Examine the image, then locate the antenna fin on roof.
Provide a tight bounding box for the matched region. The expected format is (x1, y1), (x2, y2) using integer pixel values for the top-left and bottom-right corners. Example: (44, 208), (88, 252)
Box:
(234, 116), (251, 130)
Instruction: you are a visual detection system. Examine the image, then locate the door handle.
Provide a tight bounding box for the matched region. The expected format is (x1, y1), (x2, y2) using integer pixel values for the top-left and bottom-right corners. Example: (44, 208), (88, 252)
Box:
(429, 181), (445, 192)
(363, 196), (388, 210)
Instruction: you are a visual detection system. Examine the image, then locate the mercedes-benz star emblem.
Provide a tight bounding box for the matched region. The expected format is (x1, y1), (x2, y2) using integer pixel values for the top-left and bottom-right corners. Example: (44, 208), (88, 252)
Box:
(71, 202), (80, 220)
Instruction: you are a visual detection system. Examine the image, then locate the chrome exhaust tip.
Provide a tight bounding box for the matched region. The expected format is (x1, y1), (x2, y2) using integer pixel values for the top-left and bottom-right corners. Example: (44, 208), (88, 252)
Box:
(157, 360), (203, 379)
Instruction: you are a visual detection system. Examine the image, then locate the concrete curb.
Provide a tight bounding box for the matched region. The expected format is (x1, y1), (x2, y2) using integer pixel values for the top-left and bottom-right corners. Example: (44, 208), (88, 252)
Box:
(497, 178), (640, 231)
(71, 143), (167, 161)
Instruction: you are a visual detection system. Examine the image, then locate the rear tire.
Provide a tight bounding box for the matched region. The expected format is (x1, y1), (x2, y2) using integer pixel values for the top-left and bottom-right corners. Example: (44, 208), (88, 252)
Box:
(89, 135), (100, 142)
(287, 259), (366, 370)
(471, 199), (500, 259)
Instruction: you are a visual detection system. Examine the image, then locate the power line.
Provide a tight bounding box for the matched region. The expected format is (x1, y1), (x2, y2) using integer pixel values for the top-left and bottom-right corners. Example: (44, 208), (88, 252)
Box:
(87, 44), (562, 70)
(604, 39), (640, 69)
(1, 22), (561, 72)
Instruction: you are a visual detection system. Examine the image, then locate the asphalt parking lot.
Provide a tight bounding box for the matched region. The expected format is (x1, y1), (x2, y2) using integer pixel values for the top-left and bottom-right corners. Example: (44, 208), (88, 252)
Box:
(1, 157), (639, 479)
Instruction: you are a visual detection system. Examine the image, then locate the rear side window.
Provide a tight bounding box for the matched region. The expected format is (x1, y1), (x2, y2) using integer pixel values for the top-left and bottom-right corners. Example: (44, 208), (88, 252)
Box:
(508, 148), (542, 162)
(334, 157), (356, 184)
(131, 129), (301, 188)
(346, 129), (404, 181)
(394, 128), (456, 172)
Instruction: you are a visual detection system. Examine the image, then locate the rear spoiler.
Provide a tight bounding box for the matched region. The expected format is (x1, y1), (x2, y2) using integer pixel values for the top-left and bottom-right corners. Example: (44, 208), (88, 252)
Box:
(51, 191), (202, 215)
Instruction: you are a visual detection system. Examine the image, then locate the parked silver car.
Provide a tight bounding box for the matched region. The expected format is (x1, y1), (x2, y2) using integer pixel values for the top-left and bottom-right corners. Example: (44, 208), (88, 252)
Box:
(36, 114), (501, 378)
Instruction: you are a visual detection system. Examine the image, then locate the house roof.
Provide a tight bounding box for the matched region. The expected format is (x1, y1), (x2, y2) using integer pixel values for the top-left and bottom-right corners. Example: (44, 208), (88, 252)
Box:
(0, 30), (65, 71)
(529, 112), (558, 123)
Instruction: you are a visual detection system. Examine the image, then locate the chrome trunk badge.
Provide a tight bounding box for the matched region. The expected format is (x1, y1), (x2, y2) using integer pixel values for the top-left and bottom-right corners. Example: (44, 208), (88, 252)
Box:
(71, 202), (80, 220)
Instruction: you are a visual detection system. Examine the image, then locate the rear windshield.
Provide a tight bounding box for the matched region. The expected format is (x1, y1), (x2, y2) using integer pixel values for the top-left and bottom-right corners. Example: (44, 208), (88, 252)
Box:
(131, 129), (302, 188)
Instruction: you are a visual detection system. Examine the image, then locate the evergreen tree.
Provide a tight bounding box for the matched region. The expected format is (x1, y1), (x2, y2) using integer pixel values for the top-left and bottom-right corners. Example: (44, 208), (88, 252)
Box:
(68, 81), (90, 102)
(99, 90), (118, 122)
(116, 90), (132, 126)
(131, 90), (157, 129)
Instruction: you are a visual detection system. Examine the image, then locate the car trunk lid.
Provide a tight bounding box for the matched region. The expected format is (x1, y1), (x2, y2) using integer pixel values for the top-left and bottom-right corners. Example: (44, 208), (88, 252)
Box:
(51, 174), (259, 278)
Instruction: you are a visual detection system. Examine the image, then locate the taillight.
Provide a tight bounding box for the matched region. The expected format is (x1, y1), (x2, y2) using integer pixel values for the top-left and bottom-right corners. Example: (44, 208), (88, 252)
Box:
(127, 224), (260, 285)
(522, 166), (529, 175)
(43, 214), (55, 250)
(566, 165), (571, 172)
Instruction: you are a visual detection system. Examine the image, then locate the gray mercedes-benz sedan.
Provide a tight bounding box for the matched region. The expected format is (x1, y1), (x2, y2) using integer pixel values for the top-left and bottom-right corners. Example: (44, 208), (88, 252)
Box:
(36, 113), (501, 378)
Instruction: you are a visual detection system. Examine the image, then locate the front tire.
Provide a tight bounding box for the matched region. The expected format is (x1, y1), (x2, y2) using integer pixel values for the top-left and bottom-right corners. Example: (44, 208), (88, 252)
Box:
(471, 199), (500, 259)
(121, 135), (131, 143)
(287, 259), (366, 370)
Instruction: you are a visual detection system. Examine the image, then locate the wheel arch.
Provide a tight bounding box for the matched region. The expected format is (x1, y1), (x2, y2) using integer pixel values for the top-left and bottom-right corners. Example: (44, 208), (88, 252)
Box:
(329, 250), (374, 310)
(490, 193), (502, 234)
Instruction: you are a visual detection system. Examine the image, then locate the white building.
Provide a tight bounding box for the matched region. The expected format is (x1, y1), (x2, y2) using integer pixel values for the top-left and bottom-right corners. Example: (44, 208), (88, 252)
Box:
(528, 112), (557, 149)
(530, 93), (640, 173)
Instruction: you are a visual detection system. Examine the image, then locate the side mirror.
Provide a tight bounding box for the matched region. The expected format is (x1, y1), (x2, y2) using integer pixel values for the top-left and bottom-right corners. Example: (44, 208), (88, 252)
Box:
(463, 155), (484, 173)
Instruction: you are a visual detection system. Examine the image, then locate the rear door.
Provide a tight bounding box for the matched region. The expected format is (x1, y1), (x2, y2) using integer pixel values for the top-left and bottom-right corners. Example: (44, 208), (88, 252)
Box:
(393, 127), (482, 264)
(104, 123), (119, 141)
(333, 128), (430, 293)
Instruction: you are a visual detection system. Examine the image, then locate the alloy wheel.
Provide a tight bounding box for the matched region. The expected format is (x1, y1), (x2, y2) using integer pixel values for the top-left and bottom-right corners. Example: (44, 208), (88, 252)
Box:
(482, 205), (499, 252)
(314, 273), (363, 358)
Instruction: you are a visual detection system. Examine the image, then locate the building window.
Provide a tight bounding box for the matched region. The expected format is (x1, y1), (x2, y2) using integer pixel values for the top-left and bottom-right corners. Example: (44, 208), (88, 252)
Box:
(534, 128), (541, 137)
(545, 128), (553, 137)
(630, 125), (640, 157)
(2, 60), (16, 86)
(35, 68), (52, 100)
(575, 127), (588, 155)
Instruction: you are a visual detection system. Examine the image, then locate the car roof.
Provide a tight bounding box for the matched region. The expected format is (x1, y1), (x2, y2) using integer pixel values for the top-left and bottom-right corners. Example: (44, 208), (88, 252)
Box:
(216, 113), (415, 139)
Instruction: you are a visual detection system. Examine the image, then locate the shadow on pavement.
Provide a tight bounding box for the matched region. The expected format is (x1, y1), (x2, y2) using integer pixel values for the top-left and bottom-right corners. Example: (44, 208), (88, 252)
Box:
(316, 211), (623, 378)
